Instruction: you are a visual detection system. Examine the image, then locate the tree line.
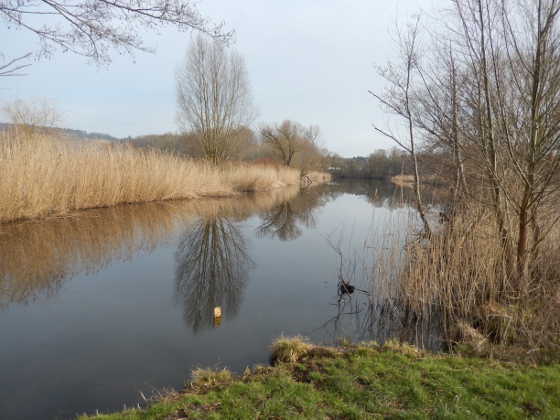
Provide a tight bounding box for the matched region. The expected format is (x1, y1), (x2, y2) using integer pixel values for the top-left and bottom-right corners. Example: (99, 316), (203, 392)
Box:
(123, 121), (332, 173)
(328, 148), (413, 179)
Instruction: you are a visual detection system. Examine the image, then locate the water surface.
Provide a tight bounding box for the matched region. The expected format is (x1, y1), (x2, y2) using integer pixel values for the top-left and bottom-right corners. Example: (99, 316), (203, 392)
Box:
(0, 180), (438, 420)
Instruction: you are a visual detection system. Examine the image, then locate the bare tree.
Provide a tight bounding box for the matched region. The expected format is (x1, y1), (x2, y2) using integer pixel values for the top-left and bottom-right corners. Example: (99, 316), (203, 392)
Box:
(259, 120), (303, 167)
(433, 0), (560, 278)
(500, 0), (560, 277)
(303, 124), (322, 150)
(175, 34), (256, 165)
(259, 120), (324, 171)
(1, 97), (62, 138)
(0, 0), (233, 75)
(370, 15), (432, 237)
(376, 0), (560, 281)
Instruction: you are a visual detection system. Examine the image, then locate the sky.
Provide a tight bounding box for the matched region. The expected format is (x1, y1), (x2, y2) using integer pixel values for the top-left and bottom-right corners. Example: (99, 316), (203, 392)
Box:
(1, 0), (431, 158)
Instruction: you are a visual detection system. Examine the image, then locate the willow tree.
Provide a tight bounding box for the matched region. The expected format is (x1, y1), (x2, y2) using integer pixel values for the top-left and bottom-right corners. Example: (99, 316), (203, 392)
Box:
(259, 120), (324, 171)
(175, 35), (256, 165)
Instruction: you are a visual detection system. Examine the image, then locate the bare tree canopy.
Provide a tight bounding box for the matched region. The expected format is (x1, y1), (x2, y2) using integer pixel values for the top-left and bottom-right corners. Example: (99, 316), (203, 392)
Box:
(175, 34), (256, 165)
(1, 97), (62, 137)
(259, 120), (323, 168)
(0, 0), (233, 75)
(373, 0), (560, 279)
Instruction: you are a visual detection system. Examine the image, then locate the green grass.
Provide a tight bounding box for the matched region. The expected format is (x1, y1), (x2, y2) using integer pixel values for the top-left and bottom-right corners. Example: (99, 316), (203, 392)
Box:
(77, 340), (560, 419)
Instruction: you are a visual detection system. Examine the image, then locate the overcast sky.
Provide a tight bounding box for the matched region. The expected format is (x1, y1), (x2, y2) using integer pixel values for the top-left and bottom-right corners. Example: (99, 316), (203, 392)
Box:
(1, 0), (431, 157)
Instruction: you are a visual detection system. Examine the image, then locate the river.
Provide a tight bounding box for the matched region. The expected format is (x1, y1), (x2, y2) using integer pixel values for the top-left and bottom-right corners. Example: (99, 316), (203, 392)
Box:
(0, 179), (441, 420)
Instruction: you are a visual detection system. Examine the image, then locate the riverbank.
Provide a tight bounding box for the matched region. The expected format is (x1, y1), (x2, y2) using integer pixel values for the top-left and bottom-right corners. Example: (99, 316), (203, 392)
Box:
(0, 132), (329, 223)
(77, 337), (560, 419)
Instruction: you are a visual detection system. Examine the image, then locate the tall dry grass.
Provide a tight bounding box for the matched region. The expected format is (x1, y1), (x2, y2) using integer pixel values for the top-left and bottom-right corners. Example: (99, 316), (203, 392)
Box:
(381, 207), (560, 362)
(0, 131), (327, 223)
(389, 174), (415, 188)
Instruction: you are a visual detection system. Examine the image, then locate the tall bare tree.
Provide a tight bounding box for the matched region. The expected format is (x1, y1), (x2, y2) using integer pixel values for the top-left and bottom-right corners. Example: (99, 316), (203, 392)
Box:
(370, 15), (432, 237)
(0, 0), (232, 75)
(175, 35), (256, 165)
(435, 0), (560, 278)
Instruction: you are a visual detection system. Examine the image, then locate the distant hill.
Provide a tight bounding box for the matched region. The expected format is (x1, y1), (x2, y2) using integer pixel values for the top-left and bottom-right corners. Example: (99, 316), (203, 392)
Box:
(0, 123), (120, 142)
(58, 127), (120, 142)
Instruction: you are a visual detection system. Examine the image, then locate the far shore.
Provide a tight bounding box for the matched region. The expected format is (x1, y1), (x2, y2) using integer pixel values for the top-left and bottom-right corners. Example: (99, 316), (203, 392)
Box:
(0, 133), (330, 224)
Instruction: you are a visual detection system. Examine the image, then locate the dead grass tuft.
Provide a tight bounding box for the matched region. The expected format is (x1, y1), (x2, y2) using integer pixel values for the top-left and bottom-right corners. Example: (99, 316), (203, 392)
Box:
(189, 367), (233, 391)
(269, 334), (313, 364)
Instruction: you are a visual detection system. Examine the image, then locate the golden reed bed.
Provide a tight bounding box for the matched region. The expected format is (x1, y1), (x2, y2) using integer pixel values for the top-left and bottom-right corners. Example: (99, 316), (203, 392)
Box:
(0, 131), (329, 223)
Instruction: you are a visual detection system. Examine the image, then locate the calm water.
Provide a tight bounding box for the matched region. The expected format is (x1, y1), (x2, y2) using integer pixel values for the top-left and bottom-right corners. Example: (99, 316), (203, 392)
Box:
(0, 180), (441, 420)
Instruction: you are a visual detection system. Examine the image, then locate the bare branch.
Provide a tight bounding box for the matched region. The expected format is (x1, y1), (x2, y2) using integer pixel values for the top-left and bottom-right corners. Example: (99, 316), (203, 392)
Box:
(0, 53), (32, 77)
(0, 0), (234, 73)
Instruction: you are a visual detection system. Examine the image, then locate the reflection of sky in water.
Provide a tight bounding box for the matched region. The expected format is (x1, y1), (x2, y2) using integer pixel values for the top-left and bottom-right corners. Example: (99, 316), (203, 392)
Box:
(0, 180), (423, 420)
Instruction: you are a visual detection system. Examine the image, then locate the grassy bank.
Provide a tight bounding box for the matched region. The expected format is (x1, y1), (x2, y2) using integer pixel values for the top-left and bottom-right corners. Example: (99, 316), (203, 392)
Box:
(0, 132), (330, 223)
(77, 337), (560, 419)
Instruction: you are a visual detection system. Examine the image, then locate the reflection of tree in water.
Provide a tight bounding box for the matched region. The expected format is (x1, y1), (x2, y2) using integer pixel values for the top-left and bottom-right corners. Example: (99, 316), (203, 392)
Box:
(254, 181), (413, 241)
(255, 186), (331, 241)
(174, 216), (254, 334)
(255, 202), (306, 241)
(327, 178), (412, 209)
(327, 178), (446, 211)
(0, 190), (304, 311)
(0, 202), (187, 310)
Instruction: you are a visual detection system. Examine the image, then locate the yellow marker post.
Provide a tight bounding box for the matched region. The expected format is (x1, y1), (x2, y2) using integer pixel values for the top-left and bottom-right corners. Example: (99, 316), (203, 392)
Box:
(213, 306), (222, 327)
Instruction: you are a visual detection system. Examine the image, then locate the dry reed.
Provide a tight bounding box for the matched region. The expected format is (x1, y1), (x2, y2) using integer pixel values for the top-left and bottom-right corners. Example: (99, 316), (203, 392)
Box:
(0, 131), (327, 223)
(390, 174), (415, 183)
(383, 207), (560, 361)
